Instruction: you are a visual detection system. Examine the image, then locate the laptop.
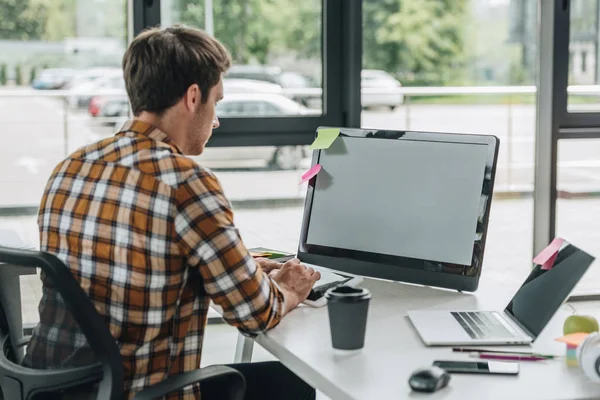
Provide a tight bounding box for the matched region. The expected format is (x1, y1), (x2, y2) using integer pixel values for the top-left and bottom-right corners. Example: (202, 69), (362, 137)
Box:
(407, 241), (595, 346)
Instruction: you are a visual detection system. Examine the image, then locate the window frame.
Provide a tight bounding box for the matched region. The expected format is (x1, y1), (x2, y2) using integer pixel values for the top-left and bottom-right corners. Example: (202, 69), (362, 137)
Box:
(134, 0), (362, 147)
(535, 0), (600, 257)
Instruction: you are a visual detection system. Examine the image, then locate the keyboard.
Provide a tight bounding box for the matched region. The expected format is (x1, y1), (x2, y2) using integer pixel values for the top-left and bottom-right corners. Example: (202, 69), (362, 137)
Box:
(451, 311), (516, 339)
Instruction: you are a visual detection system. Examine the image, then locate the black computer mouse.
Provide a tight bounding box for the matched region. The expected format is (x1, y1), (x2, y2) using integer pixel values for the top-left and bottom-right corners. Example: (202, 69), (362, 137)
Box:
(408, 366), (451, 393)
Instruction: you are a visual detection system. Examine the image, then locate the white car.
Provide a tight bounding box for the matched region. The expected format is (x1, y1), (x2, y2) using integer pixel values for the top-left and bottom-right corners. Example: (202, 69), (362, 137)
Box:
(195, 93), (316, 170)
(111, 93), (314, 170)
(67, 68), (123, 108)
(361, 69), (404, 110)
(223, 78), (283, 94)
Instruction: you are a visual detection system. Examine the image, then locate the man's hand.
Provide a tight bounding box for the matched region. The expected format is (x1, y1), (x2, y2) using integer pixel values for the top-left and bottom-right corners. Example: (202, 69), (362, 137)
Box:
(271, 258), (321, 314)
(254, 258), (283, 274)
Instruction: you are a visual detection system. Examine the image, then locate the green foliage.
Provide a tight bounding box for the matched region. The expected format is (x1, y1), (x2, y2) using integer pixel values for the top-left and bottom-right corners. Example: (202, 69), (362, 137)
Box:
(29, 65), (36, 83)
(177, 0), (320, 64)
(42, 0), (76, 41)
(363, 0), (469, 86)
(0, 0), (47, 40)
(15, 64), (22, 85)
(1, 0), (469, 87)
(0, 64), (6, 85)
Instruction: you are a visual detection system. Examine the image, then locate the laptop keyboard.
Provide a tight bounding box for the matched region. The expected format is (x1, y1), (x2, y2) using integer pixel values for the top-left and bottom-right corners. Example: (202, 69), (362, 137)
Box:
(451, 311), (516, 339)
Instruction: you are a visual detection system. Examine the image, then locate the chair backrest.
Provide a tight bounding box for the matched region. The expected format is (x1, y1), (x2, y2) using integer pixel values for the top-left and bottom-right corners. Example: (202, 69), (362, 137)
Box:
(0, 246), (124, 400)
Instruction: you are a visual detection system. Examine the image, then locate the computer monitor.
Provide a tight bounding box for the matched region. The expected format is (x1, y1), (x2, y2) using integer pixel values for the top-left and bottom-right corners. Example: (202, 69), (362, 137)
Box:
(297, 127), (499, 292)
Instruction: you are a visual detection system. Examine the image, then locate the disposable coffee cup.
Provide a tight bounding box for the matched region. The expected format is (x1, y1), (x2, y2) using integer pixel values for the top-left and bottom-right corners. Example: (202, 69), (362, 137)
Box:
(325, 286), (371, 350)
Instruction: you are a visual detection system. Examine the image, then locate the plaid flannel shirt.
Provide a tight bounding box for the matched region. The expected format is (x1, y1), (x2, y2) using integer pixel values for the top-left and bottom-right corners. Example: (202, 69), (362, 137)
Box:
(22, 120), (285, 399)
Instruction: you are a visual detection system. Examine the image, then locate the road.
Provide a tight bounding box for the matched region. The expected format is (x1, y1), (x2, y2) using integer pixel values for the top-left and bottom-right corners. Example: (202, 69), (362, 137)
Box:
(2, 91), (600, 208)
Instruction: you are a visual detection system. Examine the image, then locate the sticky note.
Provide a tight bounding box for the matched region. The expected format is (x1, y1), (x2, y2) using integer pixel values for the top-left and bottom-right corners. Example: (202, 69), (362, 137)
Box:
(533, 237), (565, 270)
(250, 251), (272, 258)
(299, 164), (322, 184)
(555, 332), (590, 347)
(309, 128), (340, 150)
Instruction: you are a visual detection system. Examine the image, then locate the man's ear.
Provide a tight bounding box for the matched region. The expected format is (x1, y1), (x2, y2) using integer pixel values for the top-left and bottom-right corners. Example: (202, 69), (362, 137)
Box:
(184, 84), (202, 112)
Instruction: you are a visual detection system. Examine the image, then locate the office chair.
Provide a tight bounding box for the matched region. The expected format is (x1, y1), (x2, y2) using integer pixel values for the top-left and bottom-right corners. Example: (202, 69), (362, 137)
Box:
(0, 246), (245, 400)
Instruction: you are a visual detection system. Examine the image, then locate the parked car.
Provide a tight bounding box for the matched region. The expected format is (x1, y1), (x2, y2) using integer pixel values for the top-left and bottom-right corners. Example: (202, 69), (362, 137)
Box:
(87, 78), (282, 121)
(69, 70), (124, 108)
(223, 78), (283, 94)
(361, 69), (404, 110)
(111, 93), (314, 170)
(215, 93), (317, 117)
(32, 68), (76, 90)
(225, 65), (320, 108)
(89, 94), (129, 118)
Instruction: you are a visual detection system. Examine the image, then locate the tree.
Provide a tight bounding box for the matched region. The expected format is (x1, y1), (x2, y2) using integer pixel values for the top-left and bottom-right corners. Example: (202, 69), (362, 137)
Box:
(0, 0), (47, 40)
(177, 0), (320, 65)
(15, 64), (22, 85)
(29, 65), (37, 84)
(0, 64), (6, 85)
(363, 0), (469, 86)
(42, 0), (76, 41)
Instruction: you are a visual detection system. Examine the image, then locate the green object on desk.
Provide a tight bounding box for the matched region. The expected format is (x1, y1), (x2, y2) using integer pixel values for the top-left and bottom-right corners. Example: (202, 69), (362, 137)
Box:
(563, 315), (599, 335)
(249, 247), (294, 260)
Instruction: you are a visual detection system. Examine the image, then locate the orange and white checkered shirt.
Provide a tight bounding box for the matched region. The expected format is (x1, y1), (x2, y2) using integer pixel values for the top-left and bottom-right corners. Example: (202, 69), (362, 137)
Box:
(23, 120), (285, 399)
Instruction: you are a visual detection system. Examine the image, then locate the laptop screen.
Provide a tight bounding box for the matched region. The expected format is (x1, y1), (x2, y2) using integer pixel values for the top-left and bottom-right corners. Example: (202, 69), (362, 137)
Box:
(298, 128), (499, 292)
(504, 243), (595, 338)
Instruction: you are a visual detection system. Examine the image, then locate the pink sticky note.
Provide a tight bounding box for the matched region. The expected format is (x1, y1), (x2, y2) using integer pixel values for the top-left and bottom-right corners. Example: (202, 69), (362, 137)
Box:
(541, 251), (559, 270)
(555, 332), (590, 347)
(533, 237), (565, 270)
(299, 164), (321, 184)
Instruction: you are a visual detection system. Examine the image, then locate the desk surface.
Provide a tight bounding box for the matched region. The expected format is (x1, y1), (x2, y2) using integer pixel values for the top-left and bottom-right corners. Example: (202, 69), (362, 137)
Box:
(252, 278), (600, 400)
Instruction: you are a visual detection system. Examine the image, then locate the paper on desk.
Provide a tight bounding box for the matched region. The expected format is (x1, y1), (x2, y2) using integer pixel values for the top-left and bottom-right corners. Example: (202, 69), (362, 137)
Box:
(299, 164), (322, 184)
(250, 251), (272, 258)
(555, 332), (590, 347)
(309, 128), (340, 150)
(533, 237), (565, 270)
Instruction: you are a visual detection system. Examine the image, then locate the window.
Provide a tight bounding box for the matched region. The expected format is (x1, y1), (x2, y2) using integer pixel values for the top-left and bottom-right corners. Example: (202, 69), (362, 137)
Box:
(568, 0), (600, 112)
(557, 139), (600, 294)
(160, 0), (338, 201)
(361, 0), (538, 281)
(163, 0), (324, 116)
(0, 0), (127, 209)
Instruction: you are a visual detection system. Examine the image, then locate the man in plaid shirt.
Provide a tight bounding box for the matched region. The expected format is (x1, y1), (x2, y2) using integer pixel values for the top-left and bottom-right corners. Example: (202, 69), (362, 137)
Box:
(23, 25), (320, 400)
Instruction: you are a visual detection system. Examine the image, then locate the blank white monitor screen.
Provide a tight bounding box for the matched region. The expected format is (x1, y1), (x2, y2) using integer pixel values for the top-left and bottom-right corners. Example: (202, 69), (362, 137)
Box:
(305, 136), (489, 266)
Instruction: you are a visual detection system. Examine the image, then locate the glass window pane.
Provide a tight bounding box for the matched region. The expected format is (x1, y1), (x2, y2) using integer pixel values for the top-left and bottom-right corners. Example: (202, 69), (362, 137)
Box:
(163, 0), (323, 116)
(159, 0), (319, 202)
(557, 139), (600, 294)
(567, 0), (600, 112)
(0, 0), (128, 209)
(362, 0), (538, 283)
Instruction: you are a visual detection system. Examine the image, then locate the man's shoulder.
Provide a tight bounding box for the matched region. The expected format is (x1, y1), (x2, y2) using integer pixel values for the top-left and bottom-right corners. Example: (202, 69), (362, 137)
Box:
(67, 135), (215, 189)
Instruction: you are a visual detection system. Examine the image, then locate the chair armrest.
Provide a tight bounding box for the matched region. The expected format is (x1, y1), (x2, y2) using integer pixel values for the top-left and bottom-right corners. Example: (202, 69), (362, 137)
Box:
(25, 362), (104, 396)
(132, 365), (245, 400)
(16, 335), (31, 348)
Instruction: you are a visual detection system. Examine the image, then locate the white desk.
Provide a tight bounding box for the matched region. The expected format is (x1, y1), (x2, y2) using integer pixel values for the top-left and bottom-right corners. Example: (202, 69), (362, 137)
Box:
(226, 277), (600, 400)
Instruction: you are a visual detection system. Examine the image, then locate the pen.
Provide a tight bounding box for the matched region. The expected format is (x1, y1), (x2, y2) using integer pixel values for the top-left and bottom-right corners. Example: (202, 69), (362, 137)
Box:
(469, 353), (547, 362)
(452, 347), (558, 359)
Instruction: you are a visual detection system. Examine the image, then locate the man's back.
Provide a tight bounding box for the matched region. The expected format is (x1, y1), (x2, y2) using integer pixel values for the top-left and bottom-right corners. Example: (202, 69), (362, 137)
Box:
(23, 120), (285, 399)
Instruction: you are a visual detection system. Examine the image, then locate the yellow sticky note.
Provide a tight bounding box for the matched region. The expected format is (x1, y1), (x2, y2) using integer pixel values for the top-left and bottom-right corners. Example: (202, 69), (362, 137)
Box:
(309, 128), (340, 150)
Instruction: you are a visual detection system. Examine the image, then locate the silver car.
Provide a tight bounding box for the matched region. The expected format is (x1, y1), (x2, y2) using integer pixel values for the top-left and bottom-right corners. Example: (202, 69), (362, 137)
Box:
(195, 93), (316, 170)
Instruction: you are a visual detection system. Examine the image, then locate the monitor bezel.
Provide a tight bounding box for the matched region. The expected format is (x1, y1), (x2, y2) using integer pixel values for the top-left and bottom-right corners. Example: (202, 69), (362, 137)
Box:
(297, 127), (500, 292)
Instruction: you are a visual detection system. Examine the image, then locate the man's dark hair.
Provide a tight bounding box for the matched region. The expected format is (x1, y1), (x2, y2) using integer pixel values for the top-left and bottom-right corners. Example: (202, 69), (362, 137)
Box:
(123, 25), (231, 116)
